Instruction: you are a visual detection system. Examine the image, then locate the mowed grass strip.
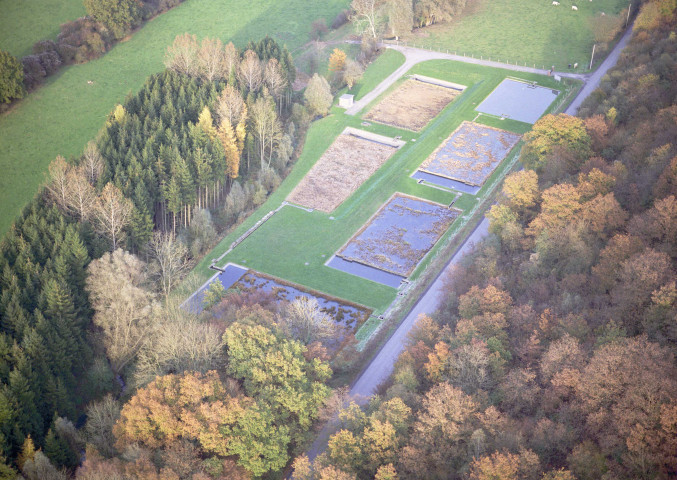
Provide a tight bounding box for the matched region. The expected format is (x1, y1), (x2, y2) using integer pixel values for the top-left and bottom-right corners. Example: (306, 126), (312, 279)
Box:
(404, 0), (629, 71)
(0, 0), (85, 57)
(0, 0), (350, 237)
(350, 49), (406, 101)
(193, 60), (568, 311)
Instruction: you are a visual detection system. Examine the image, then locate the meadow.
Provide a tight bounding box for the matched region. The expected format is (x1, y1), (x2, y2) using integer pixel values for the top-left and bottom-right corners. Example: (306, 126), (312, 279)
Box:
(0, 0), (85, 57)
(0, 0), (350, 237)
(400, 0), (630, 71)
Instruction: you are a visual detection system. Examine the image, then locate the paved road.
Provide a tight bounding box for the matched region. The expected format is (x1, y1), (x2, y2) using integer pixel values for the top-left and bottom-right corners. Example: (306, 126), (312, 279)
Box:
(306, 218), (490, 460)
(349, 217), (490, 400)
(305, 22), (634, 463)
(346, 42), (587, 116)
(565, 22), (634, 115)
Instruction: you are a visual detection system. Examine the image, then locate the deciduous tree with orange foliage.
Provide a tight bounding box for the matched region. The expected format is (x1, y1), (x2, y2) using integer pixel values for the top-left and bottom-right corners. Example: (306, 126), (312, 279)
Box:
(520, 114), (591, 172)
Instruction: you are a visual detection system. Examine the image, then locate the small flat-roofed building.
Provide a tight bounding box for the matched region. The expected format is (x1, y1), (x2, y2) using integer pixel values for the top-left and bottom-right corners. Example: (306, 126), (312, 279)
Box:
(339, 93), (354, 108)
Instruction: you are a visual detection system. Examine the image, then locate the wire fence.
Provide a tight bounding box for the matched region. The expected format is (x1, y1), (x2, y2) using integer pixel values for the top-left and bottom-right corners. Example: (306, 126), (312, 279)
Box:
(380, 38), (590, 74)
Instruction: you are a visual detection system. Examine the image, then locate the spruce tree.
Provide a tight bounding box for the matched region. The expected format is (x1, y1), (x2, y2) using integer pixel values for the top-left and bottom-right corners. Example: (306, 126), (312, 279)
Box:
(44, 425), (77, 469)
(8, 367), (43, 443)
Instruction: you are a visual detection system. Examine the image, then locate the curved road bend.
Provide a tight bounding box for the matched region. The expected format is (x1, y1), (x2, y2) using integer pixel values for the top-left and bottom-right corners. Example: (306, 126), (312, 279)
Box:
(306, 22), (635, 461)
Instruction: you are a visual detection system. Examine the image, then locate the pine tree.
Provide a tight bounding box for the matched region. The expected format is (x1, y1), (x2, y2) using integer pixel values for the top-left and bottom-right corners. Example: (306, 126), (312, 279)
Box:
(197, 106), (217, 140)
(165, 176), (182, 235)
(41, 280), (87, 380)
(44, 424), (77, 469)
(62, 226), (90, 307)
(20, 329), (52, 419)
(0, 333), (12, 383)
(192, 147), (213, 209)
(1, 295), (29, 339)
(8, 367), (43, 443)
(128, 207), (154, 253)
(218, 118), (240, 180)
(173, 157), (195, 226)
(0, 390), (19, 458)
(16, 435), (35, 470)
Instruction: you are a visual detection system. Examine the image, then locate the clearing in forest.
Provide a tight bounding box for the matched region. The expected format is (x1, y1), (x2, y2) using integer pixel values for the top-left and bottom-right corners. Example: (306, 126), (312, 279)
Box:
(287, 130), (400, 213)
(364, 78), (462, 131)
(337, 194), (460, 277)
(419, 121), (522, 186)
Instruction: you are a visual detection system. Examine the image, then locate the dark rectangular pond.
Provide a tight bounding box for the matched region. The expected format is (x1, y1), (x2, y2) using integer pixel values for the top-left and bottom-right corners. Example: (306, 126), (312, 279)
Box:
(476, 79), (559, 124)
(231, 271), (372, 333)
(338, 194), (460, 277)
(419, 121), (521, 186)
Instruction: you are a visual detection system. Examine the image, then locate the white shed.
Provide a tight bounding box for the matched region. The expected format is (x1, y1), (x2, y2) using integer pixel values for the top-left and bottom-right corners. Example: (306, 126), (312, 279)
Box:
(339, 94), (354, 108)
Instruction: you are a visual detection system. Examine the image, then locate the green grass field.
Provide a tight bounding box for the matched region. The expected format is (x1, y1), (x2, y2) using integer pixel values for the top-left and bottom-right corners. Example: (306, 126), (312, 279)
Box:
(0, 0), (350, 237)
(402, 0), (629, 71)
(0, 0), (86, 58)
(190, 59), (572, 316)
(350, 49), (405, 101)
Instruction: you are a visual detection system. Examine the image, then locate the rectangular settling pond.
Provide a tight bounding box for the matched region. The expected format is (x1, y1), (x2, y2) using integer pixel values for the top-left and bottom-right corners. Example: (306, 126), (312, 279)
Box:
(187, 266), (372, 342)
(232, 271), (372, 336)
(419, 121), (521, 187)
(476, 78), (559, 124)
(326, 255), (405, 288)
(336, 194), (460, 277)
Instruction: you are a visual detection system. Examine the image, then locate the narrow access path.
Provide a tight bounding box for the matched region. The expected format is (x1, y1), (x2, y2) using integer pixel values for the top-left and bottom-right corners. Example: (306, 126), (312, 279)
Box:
(565, 22), (634, 114)
(345, 42), (587, 116)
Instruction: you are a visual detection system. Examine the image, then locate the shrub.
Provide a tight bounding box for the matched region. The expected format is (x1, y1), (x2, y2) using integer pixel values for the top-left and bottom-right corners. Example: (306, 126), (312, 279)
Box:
(185, 208), (217, 257)
(259, 166), (281, 192)
(310, 19), (328, 40)
(0, 50), (25, 103)
(304, 73), (333, 117)
(21, 55), (46, 90)
(57, 18), (112, 63)
(83, 0), (143, 39)
(331, 9), (350, 29)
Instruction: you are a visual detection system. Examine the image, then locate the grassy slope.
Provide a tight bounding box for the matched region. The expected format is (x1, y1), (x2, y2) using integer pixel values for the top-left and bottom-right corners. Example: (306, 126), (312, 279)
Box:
(404, 0), (628, 71)
(350, 49), (405, 101)
(0, 0), (349, 237)
(0, 0), (85, 58)
(192, 60), (568, 313)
